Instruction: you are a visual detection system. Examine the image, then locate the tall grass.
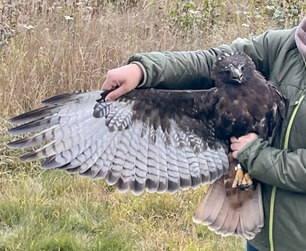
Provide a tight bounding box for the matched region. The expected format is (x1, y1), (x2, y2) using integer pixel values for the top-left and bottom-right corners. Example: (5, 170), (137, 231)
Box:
(0, 0), (305, 250)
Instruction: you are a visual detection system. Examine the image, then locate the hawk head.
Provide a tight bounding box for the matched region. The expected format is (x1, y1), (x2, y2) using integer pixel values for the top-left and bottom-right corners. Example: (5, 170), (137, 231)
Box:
(212, 52), (256, 86)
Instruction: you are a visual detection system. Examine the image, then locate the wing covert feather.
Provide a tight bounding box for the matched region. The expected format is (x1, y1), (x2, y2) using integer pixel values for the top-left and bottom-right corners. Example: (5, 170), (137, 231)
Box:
(8, 89), (228, 194)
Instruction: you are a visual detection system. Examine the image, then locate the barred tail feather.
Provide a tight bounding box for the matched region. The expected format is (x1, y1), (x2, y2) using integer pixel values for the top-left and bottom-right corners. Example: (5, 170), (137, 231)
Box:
(193, 179), (263, 240)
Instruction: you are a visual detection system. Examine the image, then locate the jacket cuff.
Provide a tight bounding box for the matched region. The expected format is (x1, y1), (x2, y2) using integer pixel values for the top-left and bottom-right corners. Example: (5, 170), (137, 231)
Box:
(128, 61), (147, 88)
(236, 138), (267, 170)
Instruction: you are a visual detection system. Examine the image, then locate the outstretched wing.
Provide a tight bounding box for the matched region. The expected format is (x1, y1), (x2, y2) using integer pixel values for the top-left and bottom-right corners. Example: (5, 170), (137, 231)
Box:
(8, 88), (229, 195)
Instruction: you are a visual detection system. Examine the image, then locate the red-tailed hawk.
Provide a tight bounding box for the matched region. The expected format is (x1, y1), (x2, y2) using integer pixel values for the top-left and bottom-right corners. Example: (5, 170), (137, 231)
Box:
(7, 52), (287, 240)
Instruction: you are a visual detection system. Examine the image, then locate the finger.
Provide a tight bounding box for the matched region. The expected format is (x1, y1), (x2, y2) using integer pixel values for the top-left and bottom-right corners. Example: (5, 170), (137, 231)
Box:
(230, 136), (239, 143)
(232, 151), (238, 159)
(101, 79), (112, 90)
(105, 85), (128, 101)
(101, 78), (118, 91)
(230, 141), (239, 151)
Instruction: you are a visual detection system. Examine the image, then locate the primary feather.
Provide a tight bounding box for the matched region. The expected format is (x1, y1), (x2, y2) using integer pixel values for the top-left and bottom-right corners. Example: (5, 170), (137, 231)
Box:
(7, 52), (286, 239)
(8, 88), (228, 194)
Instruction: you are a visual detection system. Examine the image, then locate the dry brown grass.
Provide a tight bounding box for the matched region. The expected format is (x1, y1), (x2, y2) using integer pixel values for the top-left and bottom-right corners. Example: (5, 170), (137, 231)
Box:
(0, 0), (305, 250)
(2, 0), (299, 116)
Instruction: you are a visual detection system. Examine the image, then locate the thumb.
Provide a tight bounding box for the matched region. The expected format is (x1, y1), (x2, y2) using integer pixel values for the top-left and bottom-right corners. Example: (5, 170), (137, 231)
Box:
(105, 85), (128, 101)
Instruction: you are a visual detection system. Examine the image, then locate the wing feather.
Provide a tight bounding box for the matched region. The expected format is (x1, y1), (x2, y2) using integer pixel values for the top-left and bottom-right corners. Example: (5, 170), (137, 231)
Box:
(8, 89), (229, 195)
(8, 52), (283, 241)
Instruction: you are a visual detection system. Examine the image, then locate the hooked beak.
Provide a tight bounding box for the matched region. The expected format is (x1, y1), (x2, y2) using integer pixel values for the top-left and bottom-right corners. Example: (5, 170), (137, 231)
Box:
(230, 68), (243, 83)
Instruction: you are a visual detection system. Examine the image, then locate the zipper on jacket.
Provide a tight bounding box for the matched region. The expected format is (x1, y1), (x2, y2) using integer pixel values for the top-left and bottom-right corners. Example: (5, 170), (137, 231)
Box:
(269, 92), (305, 251)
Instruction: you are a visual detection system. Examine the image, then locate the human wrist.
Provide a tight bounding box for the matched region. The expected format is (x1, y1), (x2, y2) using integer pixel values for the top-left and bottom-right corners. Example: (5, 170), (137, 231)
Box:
(129, 61), (147, 87)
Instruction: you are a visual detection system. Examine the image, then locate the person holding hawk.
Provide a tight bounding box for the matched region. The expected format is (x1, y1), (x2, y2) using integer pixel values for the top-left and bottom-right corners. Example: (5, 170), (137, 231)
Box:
(7, 12), (306, 251)
(101, 16), (306, 251)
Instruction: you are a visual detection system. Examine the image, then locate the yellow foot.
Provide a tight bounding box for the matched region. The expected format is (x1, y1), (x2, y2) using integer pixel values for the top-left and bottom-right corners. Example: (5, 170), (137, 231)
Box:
(242, 173), (253, 186)
(232, 164), (253, 189)
(232, 163), (244, 188)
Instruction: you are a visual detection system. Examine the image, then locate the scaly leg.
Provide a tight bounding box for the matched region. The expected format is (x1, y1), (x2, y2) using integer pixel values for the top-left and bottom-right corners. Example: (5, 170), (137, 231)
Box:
(232, 163), (253, 189)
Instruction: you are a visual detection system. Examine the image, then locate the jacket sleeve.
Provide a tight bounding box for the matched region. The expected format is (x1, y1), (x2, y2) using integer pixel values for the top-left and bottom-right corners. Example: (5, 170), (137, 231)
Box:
(237, 138), (306, 193)
(127, 28), (296, 89)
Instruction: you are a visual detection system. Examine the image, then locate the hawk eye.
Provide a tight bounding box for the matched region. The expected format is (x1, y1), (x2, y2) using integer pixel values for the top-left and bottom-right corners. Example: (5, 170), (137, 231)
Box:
(224, 68), (231, 73)
(224, 64), (233, 72)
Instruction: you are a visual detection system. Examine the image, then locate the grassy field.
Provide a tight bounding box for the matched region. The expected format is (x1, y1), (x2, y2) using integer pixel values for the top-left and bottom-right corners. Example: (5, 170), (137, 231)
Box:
(0, 0), (304, 250)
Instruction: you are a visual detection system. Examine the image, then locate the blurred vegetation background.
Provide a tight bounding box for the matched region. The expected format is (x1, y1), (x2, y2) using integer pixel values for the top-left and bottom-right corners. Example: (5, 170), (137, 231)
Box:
(0, 0), (305, 250)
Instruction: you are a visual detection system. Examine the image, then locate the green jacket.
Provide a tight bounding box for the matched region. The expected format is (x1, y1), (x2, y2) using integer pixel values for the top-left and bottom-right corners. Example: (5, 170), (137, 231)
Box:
(128, 27), (306, 251)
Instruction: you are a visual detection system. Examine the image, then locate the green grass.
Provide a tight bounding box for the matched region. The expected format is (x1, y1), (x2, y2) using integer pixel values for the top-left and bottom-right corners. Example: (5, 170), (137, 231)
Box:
(0, 162), (245, 251)
(0, 120), (245, 250)
(0, 0), (304, 250)
(0, 117), (244, 250)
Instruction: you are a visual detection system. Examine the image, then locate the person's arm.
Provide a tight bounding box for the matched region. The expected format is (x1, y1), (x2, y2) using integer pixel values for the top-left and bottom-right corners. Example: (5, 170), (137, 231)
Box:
(128, 50), (217, 90)
(237, 137), (306, 193)
(102, 28), (295, 100)
(128, 28), (296, 89)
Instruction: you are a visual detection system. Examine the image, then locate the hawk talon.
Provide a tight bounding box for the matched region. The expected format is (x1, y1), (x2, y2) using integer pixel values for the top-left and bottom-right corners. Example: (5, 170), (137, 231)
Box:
(232, 164), (253, 189)
(238, 172), (253, 190)
(232, 164), (244, 188)
(238, 183), (254, 190)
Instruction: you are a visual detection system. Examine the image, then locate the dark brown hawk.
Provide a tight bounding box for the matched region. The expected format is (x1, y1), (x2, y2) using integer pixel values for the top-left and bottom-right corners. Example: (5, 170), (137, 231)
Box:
(7, 52), (287, 240)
